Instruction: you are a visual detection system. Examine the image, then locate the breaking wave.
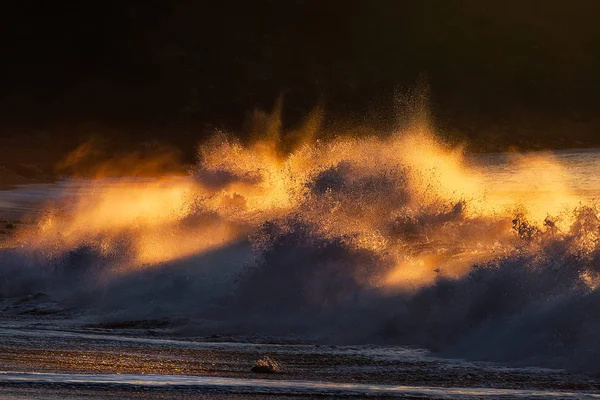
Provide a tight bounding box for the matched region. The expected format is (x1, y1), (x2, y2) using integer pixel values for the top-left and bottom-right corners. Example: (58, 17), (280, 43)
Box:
(1, 115), (600, 373)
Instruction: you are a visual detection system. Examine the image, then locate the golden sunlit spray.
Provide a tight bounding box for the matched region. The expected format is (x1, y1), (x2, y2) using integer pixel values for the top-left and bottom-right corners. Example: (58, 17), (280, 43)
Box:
(6, 105), (593, 292)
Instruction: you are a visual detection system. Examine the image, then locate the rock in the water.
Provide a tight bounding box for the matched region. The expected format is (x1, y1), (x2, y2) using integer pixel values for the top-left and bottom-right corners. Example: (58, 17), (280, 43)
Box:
(251, 355), (282, 373)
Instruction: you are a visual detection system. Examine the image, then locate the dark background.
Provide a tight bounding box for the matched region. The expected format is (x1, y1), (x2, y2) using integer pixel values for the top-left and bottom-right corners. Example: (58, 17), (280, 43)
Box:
(1, 0), (599, 170)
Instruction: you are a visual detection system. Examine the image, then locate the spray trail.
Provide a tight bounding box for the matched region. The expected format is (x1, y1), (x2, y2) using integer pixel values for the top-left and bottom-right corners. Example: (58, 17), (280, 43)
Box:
(6, 122), (587, 287)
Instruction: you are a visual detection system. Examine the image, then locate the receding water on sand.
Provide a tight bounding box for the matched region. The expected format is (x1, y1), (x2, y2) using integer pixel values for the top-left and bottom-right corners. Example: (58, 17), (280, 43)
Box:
(1, 372), (598, 399)
(0, 326), (598, 399)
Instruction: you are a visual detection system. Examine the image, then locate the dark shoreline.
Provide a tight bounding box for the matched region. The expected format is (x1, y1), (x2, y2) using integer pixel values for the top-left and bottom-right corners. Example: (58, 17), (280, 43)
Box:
(0, 325), (599, 395)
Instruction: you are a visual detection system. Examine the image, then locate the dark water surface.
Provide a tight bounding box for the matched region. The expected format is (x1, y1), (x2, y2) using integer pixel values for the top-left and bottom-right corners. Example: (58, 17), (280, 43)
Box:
(0, 327), (599, 399)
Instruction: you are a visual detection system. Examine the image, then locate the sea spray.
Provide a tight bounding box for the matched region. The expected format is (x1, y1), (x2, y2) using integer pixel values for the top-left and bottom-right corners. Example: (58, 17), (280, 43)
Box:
(1, 122), (599, 372)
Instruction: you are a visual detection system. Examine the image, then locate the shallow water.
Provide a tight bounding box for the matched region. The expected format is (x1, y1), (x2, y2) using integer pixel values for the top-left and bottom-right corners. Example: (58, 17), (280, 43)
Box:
(0, 326), (598, 399)
(1, 371), (598, 398)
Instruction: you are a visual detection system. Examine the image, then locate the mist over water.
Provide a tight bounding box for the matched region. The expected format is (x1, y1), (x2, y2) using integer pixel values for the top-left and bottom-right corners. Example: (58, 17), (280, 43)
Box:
(2, 119), (600, 373)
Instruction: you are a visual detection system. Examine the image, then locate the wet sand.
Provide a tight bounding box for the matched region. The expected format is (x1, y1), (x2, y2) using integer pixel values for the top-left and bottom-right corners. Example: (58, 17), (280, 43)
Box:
(0, 326), (599, 398)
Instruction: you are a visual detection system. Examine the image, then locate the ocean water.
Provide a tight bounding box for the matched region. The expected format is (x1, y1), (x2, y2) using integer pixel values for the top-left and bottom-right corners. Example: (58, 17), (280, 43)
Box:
(1, 140), (600, 397)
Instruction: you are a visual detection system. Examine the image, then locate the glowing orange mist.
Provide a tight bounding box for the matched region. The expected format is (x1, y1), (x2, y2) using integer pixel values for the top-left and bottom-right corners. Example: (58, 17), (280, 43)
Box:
(15, 177), (243, 266)
(8, 111), (592, 291)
